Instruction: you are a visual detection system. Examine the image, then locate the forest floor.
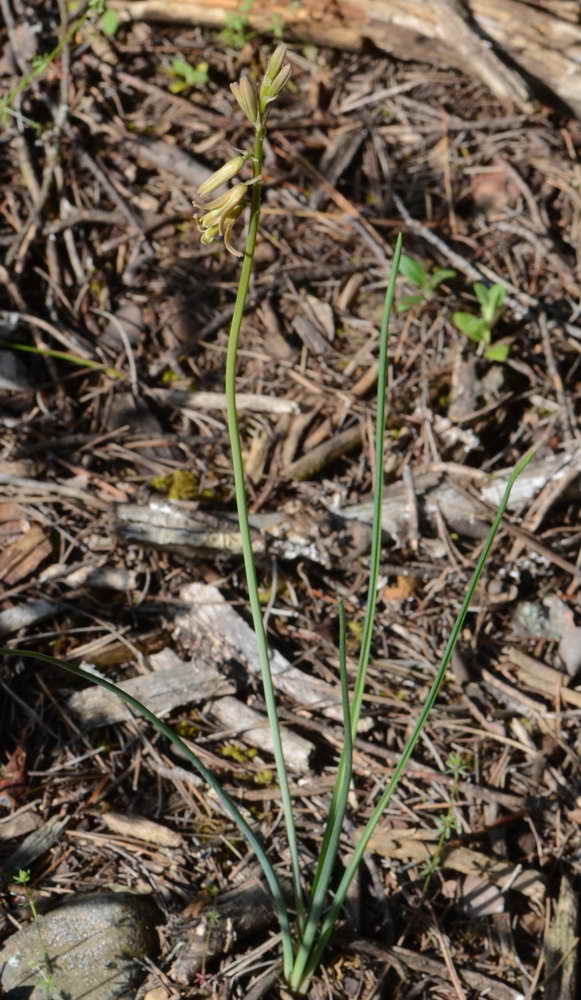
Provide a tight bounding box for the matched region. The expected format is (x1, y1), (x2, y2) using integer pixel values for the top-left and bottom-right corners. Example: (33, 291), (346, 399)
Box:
(1, 4), (581, 998)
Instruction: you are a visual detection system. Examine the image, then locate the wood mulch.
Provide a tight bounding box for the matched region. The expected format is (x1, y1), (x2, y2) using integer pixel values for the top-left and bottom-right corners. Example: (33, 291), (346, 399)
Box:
(1, 3), (581, 998)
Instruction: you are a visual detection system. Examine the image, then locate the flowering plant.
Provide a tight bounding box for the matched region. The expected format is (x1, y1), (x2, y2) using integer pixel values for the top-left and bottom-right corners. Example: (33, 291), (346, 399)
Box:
(0, 45), (533, 996)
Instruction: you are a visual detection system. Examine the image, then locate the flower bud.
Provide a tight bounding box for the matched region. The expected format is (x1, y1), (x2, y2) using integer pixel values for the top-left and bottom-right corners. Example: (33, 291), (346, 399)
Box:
(265, 45), (287, 83)
(196, 154), (248, 199)
(230, 74), (259, 125)
(259, 48), (291, 112)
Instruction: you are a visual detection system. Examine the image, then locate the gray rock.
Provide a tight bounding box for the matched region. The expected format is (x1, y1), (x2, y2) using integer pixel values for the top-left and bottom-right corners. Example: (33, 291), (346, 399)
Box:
(0, 891), (161, 999)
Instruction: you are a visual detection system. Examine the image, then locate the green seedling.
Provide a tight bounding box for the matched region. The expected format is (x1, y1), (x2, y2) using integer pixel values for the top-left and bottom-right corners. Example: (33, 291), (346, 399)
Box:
(397, 254), (456, 312)
(12, 869), (60, 992)
(12, 868), (39, 920)
(453, 282), (510, 361)
(166, 58), (209, 93)
(269, 12), (286, 38)
(421, 751), (471, 884)
(100, 5), (120, 37)
(221, 0), (255, 49)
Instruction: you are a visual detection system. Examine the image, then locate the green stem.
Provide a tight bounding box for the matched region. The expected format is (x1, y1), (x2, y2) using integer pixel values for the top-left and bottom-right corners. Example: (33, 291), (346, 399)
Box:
(224, 122), (305, 938)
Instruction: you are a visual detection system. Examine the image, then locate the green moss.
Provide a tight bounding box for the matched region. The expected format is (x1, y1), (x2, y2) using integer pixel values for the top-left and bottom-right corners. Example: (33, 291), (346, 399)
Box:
(174, 720), (199, 739)
(150, 469), (199, 500)
(222, 742), (258, 764)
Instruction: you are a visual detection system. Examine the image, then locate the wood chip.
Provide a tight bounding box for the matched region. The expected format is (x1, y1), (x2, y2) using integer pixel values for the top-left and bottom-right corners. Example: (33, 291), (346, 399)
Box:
(544, 875), (579, 1000)
(175, 582), (342, 720)
(367, 831), (545, 906)
(68, 658), (235, 728)
(100, 811), (183, 847)
(210, 695), (314, 772)
(0, 815), (69, 885)
(0, 599), (64, 637)
(0, 520), (51, 585)
(0, 809), (42, 842)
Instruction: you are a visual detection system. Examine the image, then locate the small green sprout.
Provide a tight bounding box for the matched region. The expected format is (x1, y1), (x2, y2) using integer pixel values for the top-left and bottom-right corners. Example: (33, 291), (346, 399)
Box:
(421, 752), (471, 882)
(12, 868), (39, 920)
(221, 0), (255, 49)
(13, 868), (31, 886)
(100, 5), (120, 37)
(446, 750), (471, 781)
(269, 12), (286, 37)
(167, 58), (209, 94)
(397, 254), (457, 312)
(453, 282), (510, 361)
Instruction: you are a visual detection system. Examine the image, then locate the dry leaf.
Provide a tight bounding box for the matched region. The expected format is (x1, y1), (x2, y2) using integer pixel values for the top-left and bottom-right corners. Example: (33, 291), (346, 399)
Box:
(0, 744), (27, 809)
(0, 520), (51, 586)
(461, 872), (505, 917)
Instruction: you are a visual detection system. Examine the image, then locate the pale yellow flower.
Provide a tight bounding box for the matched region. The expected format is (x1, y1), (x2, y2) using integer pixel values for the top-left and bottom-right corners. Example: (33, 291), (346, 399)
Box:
(196, 154), (249, 199)
(195, 183), (248, 257)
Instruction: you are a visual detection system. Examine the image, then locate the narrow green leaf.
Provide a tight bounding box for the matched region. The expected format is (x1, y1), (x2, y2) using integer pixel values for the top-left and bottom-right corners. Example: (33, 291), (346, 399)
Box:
(304, 447), (536, 979)
(0, 341), (125, 378)
(289, 601), (353, 991)
(0, 647), (295, 974)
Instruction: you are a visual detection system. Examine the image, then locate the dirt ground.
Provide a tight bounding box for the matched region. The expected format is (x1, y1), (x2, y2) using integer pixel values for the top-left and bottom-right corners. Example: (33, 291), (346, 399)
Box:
(1, 3), (581, 998)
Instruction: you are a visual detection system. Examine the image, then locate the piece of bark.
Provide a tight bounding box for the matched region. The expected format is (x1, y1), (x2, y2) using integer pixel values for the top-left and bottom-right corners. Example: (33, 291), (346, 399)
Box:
(112, 445), (581, 564)
(68, 659), (235, 728)
(210, 695), (314, 771)
(342, 444), (581, 544)
(428, 0), (529, 103)
(0, 808), (42, 842)
(175, 582), (343, 720)
(153, 388), (300, 414)
(367, 830), (546, 905)
(0, 815), (69, 885)
(284, 424), (362, 481)
(162, 876), (287, 986)
(544, 875), (579, 1000)
(0, 599), (64, 637)
(113, 498), (334, 567)
(384, 943), (525, 1000)
(111, 0), (581, 116)
(100, 812), (183, 847)
(0, 521), (51, 586)
(507, 648), (581, 709)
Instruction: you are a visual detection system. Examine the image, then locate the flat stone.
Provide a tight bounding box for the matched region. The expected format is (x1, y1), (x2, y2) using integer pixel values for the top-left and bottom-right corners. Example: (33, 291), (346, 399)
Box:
(0, 890), (161, 999)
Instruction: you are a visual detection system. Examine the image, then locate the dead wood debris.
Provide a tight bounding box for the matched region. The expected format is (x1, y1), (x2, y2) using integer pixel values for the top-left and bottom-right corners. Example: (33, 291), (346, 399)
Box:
(112, 0), (581, 115)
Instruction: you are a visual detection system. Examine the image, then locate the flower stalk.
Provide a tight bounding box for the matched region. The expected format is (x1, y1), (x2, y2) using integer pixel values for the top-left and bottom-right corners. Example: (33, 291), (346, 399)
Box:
(194, 46), (304, 964)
